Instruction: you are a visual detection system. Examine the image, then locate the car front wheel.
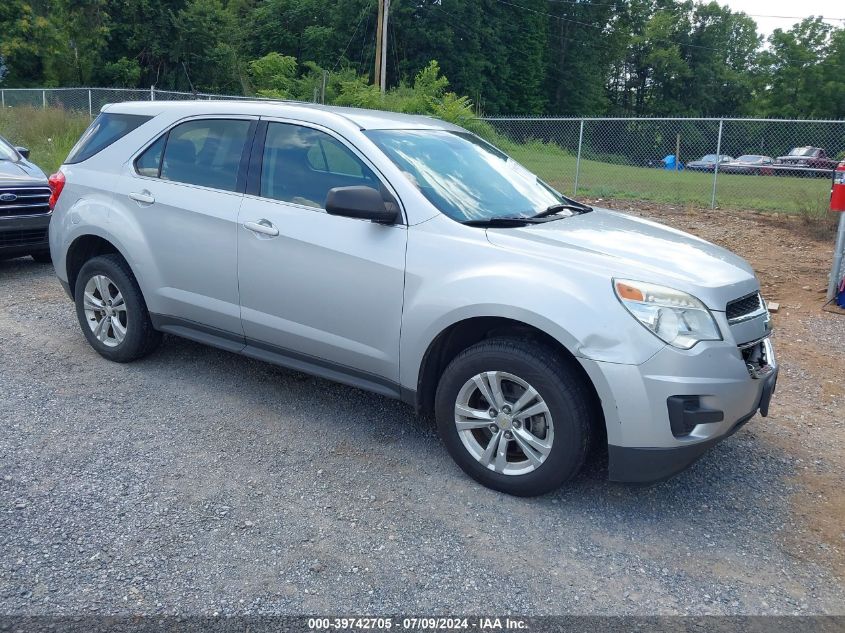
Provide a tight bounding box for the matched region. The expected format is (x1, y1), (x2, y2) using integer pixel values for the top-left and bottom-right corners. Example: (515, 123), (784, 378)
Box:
(74, 254), (161, 362)
(434, 337), (594, 496)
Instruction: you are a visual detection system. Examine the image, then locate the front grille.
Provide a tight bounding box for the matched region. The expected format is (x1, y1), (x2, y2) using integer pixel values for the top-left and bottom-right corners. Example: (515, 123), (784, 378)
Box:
(0, 186), (51, 218)
(0, 228), (48, 247)
(726, 292), (763, 322)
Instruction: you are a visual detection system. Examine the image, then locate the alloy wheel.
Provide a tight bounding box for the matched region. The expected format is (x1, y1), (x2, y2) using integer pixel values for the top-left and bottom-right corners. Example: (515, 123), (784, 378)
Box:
(454, 371), (554, 476)
(82, 274), (128, 348)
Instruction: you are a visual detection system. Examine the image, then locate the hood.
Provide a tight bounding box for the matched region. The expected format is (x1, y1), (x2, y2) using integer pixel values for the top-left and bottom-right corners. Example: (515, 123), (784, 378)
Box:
(0, 159), (48, 186)
(485, 208), (758, 310)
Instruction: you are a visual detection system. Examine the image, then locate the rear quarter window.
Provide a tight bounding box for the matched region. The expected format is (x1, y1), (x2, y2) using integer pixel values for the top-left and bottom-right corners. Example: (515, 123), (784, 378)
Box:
(65, 113), (151, 164)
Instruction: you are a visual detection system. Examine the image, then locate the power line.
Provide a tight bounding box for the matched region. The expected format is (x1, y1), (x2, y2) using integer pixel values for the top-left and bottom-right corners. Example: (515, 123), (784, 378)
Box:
(543, 0), (845, 22)
(745, 14), (845, 21)
(331, 3), (375, 72)
(490, 0), (739, 53)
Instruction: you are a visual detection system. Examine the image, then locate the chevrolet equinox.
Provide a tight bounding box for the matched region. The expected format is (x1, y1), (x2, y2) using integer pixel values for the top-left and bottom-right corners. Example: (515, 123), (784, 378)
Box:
(49, 102), (778, 496)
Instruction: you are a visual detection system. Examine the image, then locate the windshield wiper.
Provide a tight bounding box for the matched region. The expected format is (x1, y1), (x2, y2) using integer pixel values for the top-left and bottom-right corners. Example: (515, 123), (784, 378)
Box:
(461, 216), (544, 227)
(530, 201), (593, 220)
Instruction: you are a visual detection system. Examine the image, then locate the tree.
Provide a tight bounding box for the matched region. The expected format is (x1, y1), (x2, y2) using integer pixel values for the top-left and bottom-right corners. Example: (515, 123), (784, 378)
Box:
(755, 18), (834, 118)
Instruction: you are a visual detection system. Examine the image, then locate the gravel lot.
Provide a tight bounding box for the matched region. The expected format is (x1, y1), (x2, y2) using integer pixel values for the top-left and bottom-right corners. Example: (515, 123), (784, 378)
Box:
(1, 206), (844, 616)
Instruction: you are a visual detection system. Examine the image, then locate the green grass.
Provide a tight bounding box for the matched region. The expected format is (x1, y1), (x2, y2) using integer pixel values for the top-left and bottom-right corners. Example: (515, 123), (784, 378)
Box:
(0, 106), (90, 174)
(0, 107), (832, 217)
(506, 139), (832, 216)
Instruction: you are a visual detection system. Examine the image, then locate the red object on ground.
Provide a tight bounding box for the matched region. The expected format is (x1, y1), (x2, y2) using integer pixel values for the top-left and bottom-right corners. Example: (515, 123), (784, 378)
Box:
(832, 162), (845, 212)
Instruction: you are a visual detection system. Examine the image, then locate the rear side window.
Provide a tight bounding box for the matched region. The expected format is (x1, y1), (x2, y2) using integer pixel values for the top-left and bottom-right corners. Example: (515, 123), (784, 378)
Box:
(66, 113), (151, 164)
(159, 119), (251, 192)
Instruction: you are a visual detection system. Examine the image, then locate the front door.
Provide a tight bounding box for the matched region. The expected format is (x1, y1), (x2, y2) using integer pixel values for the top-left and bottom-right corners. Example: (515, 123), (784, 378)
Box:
(236, 120), (407, 388)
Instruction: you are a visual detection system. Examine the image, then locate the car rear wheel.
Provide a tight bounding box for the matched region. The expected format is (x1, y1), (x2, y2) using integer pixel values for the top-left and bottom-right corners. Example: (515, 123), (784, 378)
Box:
(74, 254), (161, 362)
(434, 337), (594, 496)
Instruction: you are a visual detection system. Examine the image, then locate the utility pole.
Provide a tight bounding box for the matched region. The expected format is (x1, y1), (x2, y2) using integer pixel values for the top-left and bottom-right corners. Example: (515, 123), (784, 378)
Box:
(374, 0), (390, 93)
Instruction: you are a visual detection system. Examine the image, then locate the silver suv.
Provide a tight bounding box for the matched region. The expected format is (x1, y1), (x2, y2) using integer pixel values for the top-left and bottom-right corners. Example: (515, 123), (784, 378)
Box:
(49, 101), (777, 496)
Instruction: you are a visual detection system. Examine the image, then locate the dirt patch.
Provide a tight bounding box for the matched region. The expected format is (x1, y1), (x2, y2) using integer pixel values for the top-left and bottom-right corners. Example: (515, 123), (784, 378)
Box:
(592, 199), (845, 581)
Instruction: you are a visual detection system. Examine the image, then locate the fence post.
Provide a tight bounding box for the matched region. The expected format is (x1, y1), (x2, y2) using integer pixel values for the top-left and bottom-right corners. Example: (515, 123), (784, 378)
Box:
(42, 90), (46, 109)
(88, 89), (93, 118)
(1, 90), (4, 109)
(150, 85), (155, 101)
(711, 119), (724, 209)
(574, 119), (585, 196)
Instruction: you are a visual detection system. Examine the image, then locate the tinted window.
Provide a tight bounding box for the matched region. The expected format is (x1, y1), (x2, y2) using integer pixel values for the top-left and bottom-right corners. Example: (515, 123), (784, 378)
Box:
(160, 119), (251, 192)
(260, 123), (379, 208)
(0, 136), (19, 162)
(66, 113), (150, 164)
(135, 135), (166, 177)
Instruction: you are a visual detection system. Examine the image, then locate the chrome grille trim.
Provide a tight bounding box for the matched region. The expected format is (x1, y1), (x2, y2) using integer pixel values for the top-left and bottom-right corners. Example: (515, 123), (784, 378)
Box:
(0, 186), (52, 218)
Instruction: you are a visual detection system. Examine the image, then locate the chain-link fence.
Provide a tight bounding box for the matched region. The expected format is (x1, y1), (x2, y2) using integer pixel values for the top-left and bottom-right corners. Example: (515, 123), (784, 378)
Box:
(1, 87), (843, 216)
(0, 87), (263, 115)
(485, 116), (845, 215)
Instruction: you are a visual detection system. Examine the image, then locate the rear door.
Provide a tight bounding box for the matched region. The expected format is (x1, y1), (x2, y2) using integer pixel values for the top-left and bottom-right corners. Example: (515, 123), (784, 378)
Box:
(236, 119), (407, 389)
(123, 116), (256, 336)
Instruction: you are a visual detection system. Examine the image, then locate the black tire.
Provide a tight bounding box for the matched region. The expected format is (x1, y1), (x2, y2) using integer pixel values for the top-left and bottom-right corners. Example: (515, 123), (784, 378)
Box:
(30, 251), (52, 264)
(435, 337), (594, 496)
(74, 254), (161, 362)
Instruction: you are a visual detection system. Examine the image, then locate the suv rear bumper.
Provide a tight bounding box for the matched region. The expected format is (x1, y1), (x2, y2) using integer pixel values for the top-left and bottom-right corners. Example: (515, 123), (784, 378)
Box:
(0, 214), (51, 259)
(579, 337), (778, 483)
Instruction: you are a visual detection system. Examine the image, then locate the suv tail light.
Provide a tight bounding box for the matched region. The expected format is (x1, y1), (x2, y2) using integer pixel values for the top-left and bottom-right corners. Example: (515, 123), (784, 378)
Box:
(48, 171), (66, 210)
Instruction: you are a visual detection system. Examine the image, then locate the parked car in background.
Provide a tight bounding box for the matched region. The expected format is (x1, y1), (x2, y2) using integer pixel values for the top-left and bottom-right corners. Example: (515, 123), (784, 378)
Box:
(774, 147), (837, 178)
(720, 155), (775, 176)
(686, 154), (734, 172)
(0, 135), (52, 263)
(49, 101), (777, 496)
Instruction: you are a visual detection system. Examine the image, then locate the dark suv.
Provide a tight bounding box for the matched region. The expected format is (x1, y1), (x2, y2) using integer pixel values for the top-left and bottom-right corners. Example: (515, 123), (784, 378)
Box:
(0, 134), (51, 262)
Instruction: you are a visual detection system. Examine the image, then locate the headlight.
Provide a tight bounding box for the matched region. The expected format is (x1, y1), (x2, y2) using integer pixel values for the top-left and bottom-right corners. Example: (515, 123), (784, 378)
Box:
(613, 279), (722, 349)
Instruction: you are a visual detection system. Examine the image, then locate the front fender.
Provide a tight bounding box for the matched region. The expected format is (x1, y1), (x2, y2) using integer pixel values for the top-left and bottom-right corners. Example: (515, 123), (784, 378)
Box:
(399, 218), (664, 390)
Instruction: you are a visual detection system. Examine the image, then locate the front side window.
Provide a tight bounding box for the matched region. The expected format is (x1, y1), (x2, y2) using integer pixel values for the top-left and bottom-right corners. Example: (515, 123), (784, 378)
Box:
(365, 129), (563, 222)
(159, 119), (252, 192)
(66, 113), (151, 164)
(260, 123), (379, 209)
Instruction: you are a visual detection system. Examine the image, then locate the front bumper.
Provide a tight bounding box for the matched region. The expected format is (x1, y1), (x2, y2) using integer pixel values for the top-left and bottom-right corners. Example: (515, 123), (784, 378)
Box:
(0, 214), (51, 258)
(579, 333), (778, 484)
(607, 365), (777, 482)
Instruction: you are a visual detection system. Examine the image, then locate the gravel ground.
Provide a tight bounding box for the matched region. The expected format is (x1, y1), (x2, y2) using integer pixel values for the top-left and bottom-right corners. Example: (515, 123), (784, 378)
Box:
(1, 208), (844, 616)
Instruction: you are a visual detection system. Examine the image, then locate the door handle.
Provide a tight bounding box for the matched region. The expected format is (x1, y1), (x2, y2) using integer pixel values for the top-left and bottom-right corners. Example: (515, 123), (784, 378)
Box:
(129, 190), (155, 205)
(243, 219), (279, 237)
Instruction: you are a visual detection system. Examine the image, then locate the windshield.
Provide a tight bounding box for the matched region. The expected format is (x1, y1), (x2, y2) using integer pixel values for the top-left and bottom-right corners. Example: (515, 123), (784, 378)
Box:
(737, 155), (763, 163)
(365, 129), (564, 222)
(699, 154), (718, 162)
(0, 137), (19, 162)
(788, 147), (816, 157)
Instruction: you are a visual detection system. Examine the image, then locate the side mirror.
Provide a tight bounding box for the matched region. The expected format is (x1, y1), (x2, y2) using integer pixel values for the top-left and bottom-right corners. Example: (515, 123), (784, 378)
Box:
(15, 147), (30, 160)
(325, 186), (398, 224)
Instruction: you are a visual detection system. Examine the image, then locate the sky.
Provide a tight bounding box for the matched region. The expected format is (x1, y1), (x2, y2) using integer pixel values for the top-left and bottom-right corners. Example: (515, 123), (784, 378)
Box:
(715, 0), (844, 38)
